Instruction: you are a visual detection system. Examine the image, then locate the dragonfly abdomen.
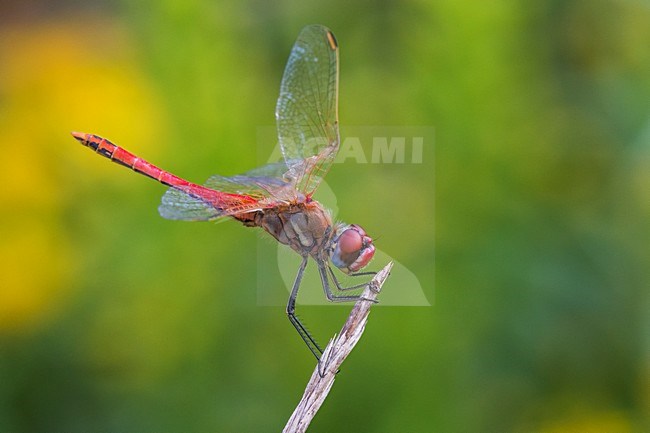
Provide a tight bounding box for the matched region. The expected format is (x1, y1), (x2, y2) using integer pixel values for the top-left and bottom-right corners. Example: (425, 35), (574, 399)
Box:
(72, 132), (260, 219)
(72, 132), (191, 188)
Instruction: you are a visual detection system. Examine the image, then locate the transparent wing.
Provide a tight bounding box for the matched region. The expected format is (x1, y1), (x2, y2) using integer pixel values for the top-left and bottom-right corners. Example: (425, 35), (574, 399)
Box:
(275, 24), (340, 196)
(158, 162), (293, 221)
(159, 187), (266, 222)
(203, 162), (293, 200)
(159, 189), (223, 221)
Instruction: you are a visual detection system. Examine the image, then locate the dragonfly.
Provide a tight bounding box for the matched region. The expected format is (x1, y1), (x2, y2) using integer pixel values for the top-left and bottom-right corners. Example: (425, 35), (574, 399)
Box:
(72, 25), (376, 361)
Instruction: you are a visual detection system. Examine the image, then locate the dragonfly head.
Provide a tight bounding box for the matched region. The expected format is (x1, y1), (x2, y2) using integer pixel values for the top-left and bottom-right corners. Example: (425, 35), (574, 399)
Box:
(330, 224), (375, 274)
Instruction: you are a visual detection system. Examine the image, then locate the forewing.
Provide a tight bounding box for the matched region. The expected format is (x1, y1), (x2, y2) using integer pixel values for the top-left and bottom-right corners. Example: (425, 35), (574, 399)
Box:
(275, 25), (340, 196)
(203, 162), (293, 200)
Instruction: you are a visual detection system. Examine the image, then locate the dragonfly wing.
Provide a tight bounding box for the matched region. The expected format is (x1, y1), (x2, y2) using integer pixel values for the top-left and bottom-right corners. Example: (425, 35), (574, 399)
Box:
(242, 161), (291, 178)
(159, 186), (269, 221)
(159, 162), (294, 221)
(159, 188), (223, 221)
(159, 184), (266, 221)
(204, 161), (297, 202)
(275, 25), (340, 196)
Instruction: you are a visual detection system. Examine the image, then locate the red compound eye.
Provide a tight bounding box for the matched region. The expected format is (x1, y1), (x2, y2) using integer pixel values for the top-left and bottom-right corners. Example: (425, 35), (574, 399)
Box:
(337, 228), (363, 255)
(331, 225), (375, 273)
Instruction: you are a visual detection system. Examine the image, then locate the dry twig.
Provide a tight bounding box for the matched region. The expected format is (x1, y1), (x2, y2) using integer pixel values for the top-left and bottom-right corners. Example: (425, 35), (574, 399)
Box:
(283, 261), (393, 433)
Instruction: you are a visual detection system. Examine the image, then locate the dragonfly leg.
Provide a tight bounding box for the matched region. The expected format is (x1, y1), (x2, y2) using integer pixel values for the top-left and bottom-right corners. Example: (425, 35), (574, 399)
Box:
(287, 256), (323, 361)
(318, 262), (366, 302)
(350, 270), (377, 277)
(326, 265), (372, 292)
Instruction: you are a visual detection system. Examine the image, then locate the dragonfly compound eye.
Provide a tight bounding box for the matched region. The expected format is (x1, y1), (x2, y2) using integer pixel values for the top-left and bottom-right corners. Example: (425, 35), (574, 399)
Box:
(331, 225), (375, 273)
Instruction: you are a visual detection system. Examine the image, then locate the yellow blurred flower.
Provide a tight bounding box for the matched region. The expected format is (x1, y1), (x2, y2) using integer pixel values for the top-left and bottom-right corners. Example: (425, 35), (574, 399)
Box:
(0, 16), (167, 333)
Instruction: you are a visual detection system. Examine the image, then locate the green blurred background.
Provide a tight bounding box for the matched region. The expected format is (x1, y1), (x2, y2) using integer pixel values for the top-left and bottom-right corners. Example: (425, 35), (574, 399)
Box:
(1, 1), (649, 432)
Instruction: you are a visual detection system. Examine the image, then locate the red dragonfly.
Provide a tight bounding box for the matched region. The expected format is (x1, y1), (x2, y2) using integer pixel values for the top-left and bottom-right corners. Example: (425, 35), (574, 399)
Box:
(72, 25), (376, 360)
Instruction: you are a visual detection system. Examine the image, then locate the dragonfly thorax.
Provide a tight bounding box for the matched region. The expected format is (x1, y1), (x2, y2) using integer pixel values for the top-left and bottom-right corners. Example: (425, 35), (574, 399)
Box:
(256, 200), (334, 257)
(255, 201), (374, 274)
